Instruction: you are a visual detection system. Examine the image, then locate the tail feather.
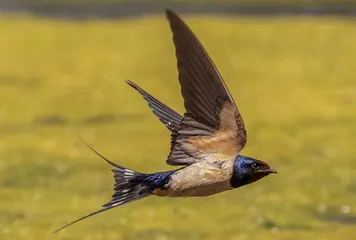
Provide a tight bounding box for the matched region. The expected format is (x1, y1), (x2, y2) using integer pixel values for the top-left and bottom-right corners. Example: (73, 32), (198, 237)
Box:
(102, 167), (149, 208)
(53, 138), (150, 233)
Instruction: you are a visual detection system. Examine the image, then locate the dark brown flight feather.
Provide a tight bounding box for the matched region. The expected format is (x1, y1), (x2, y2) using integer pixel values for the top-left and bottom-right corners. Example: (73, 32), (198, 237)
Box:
(126, 80), (182, 133)
(164, 9), (247, 165)
(124, 10), (247, 166)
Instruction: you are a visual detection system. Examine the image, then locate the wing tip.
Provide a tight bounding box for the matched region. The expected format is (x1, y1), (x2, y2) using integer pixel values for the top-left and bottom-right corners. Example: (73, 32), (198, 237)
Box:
(165, 8), (174, 17)
(165, 9), (182, 25)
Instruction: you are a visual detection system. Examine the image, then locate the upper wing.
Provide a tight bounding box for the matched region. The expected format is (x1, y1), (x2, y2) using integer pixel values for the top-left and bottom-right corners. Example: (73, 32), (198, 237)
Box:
(164, 9), (247, 165)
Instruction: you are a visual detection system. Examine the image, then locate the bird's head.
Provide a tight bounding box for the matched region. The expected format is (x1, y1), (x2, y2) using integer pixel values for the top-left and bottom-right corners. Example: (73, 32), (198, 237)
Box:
(231, 155), (277, 188)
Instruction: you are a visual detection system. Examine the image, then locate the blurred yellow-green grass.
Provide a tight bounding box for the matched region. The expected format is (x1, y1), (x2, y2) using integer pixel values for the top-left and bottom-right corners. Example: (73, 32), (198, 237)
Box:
(21, 0), (356, 5)
(0, 13), (356, 240)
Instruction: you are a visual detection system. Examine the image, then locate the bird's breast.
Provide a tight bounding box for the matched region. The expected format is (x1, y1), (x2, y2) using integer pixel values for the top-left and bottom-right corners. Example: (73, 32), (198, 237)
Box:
(152, 160), (234, 197)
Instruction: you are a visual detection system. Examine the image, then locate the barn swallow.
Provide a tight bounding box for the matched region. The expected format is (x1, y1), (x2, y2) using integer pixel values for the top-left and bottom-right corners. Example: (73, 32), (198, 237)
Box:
(54, 9), (277, 233)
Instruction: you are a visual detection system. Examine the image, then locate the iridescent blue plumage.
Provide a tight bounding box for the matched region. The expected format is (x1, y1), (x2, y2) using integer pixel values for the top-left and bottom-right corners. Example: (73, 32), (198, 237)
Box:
(139, 170), (177, 191)
(231, 155), (276, 188)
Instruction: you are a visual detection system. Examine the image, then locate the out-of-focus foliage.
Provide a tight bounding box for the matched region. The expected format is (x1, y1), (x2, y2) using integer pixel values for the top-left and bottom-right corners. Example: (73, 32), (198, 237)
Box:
(0, 13), (356, 240)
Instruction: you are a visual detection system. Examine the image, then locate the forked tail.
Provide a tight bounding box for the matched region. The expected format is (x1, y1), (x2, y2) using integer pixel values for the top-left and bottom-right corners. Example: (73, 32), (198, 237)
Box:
(53, 138), (150, 233)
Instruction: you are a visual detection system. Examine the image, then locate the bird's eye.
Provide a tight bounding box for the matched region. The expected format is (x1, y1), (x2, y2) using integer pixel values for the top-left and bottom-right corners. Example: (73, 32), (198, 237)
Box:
(252, 162), (259, 169)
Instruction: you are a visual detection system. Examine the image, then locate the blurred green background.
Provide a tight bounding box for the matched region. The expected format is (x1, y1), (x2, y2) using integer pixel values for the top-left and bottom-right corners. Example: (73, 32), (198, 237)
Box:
(15, 0), (356, 4)
(1, 1), (356, 240)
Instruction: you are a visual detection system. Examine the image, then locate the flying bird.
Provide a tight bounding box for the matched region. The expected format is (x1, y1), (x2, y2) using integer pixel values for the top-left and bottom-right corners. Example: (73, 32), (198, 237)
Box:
(54, 9), (277, 233)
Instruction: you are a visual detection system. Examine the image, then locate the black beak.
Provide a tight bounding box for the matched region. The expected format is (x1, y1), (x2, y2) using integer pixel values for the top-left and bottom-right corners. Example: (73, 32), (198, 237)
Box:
(258, 169), (277, 174)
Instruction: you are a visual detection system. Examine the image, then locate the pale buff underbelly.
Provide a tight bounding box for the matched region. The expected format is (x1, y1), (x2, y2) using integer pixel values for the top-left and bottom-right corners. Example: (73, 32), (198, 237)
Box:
(154, 181), (233, 197)
(153, 161), (234, 197)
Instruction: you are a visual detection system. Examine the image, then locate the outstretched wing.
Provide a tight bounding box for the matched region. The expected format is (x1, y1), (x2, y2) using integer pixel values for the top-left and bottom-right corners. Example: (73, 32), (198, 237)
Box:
(127, 80), (245, 166)
(164, 9), (247, 165)
(126, 80), (183, 133)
